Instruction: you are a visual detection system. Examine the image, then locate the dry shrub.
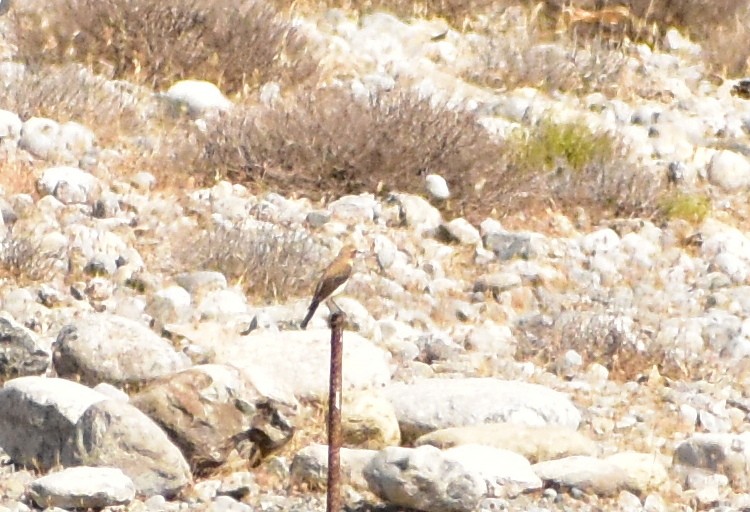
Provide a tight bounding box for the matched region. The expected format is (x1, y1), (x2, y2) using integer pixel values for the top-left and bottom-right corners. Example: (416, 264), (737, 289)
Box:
(0, 63), (148, 143)
(483, 116), (663, 221)
(465, 5), (633, 95)
(183, 220), (328, 303)
(628, 0), (750, 76)
(554, 0), (750, 76)
(11, 0), (317, 94)
(185, 87), (502, 215)
(0, 234), (64, 283)
(275, 0), (512, 24)
(515, 307), (665, 381)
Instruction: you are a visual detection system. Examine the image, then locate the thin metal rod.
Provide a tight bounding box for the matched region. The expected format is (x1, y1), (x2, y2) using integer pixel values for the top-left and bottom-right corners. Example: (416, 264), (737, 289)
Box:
(326, 311), (346, 512)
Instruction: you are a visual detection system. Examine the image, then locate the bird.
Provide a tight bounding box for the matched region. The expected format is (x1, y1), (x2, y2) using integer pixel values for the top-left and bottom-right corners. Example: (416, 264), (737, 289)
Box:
(300, 244), (359, 329)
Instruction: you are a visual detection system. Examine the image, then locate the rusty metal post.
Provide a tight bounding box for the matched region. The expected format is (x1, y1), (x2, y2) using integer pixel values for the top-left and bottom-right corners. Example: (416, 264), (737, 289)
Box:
(327, 311), (346, 512)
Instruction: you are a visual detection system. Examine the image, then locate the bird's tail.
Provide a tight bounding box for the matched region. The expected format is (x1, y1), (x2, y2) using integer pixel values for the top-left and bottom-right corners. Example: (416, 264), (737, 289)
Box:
(300, 301), (319, 330)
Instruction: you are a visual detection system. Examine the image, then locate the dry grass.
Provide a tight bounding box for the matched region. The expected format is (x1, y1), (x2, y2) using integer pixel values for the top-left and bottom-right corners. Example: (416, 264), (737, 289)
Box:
(515, 306), (673, 382)
(465, 6), (633, 96)
(274, 0), (514, 23)
(10, 0), (317, 95)
(0, 233), (64, 284)
(0, 63), (149, 144)
(179, 220), (329, 303)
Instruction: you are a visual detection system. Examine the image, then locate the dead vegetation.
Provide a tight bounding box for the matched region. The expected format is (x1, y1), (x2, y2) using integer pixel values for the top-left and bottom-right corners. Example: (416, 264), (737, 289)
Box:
(180, 220), (329, 303)
(0, 64), (148, 144)
(10, 0), (317, 95)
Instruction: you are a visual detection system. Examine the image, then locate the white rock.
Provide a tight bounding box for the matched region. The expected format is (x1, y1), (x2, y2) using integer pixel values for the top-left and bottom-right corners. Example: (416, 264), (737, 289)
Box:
(605, 451), (669, 494)
(165, 80), (232, 115)
(532, 455), (627, 496)
(386, 378), (581, 442)
(439, 218), (481, 245)
(444, 444), (542, 497)
(52, 312), (189, 386)
(28, 467), (135, 509)
(364, 445), (485, 512)
(425, 174), (450, 200)
(37, 166), (99, 204)
(707, 150), (750, 191)
(0, 109), (21, 141)
(388, 193), (442, 232)
(171, 324), (391, 401)
(59, 121), (96, 157)
(19, 117), (61, 160)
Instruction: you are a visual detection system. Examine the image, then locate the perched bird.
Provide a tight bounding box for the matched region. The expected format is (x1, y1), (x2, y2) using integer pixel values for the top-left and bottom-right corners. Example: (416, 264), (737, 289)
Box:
(300, 244), (359, 329)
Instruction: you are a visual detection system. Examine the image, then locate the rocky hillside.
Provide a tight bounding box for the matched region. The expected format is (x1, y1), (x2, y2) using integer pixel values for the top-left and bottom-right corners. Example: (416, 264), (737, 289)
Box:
(1, 1), (750, 511)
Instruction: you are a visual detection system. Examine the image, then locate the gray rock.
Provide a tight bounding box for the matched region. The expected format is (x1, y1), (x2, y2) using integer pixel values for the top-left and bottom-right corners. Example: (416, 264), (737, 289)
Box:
(673, 432), (750, 487)
(438, 218), (481, 245)
(0, 315), (49, 379)
(342, 390), (401, 449)
(37, 166), (99, 204)
(131, 364), (297, 473)
(290, 444), (377, 490)
(483, 231), (547, 260)
(385, 378), (581, 443)
(19, 117), (61, 160)
(388, 193), (442, 232)
(175, 271), (228, 299)
(415, 423), (597, 463)
(28, 466), (135, 509)
(71, 399), (191, 497)
(52, 312), (188, 386)
(328, 194), (379, 223)
(0, 376), (190, 497)
(164, 80), (232, 116)
(0, 377), (107, 470)
(425, 174), (450, 200)
(532, 456), (627, 496)
(364, 445), (485, 512)
(145, 285), (192, 329)
(707, 150), (750, 191)
(444, 444), (542, 498)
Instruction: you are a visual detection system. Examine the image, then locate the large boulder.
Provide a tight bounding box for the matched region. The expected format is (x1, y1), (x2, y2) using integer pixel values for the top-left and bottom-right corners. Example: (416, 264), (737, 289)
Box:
(364, 445), (485, 512)
(132, 364), (297, 474)
(385, 378), (581, 443)
(165, 323), (391, 401)
(0, 376), (191, 497)
(52, 313), (188, 386)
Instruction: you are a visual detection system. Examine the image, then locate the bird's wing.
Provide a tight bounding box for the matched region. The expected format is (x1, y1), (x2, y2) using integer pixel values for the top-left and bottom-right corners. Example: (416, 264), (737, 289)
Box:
(314, 264), (352, 301)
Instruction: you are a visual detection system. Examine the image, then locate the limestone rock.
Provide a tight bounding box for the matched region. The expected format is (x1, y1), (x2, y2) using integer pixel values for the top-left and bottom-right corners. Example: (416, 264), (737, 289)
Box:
(364, 445), (485, 512)
(28, 467), (135, 509)
(416, 423), (597, 463)
(386, 378), (581, 443)
(52, 312), (188, 386)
